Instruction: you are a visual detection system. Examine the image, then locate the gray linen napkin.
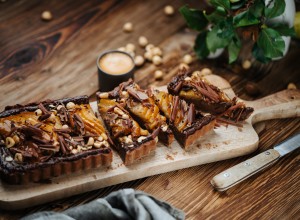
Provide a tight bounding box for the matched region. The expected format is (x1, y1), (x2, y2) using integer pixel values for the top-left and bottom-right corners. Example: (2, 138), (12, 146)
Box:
(21, 188), (185, 220)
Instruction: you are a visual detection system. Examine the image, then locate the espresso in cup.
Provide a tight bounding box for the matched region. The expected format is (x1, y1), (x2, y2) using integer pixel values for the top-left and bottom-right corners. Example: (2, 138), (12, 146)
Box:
(97, 50), (135, 92)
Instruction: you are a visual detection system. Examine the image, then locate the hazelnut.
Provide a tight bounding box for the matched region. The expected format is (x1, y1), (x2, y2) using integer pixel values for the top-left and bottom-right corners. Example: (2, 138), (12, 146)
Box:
(51, 109), (57, 115)
(35, 109), (42, 116)
(14, 153), (23, 163)
(201, 68), (212, 75)
(287, 83), (297, 90)
(144, 51), (153, 61)
(99, 92), (109, 99)
(138, 36), (148, 47)
(5, 137), (15, 148)
(137, 136), (147, 143)
(87, 137), (95, 146)
(97, 136), (104, 142)
(5, 156), (13, 162)
(152, 55), (162, 66)
(179, 63), (189, 70)
(66, 102), (75, 109)
(242, 60), (252, 69)
(77, 145), (82, 152)
(152, 47), (162, 56)
(145, 44), (155, 51)
(164, 5), (175, 16)
(57, 105), (64, 111)
(121, 91), (129, 97)
(103, 140), (110, 148)
(123, 22), (133, 32)
(192, 71), (201, 79)
(127, 144), (134, 148)
(93, 141), (102, 148)
(71, 149), (78, 154)
(13, 135), (20, 144)
(134, 55), (145, 67)
(183, 54), (193, 64)
(154, 70), (164, 80)
(41, 11), (52, 21)
(125, 43), (135, 52)
(184, 77), (192, 81)
(118, 47), (126, 52)
(62, 124), (69, 129)
(122, 114), (129, 119)
(161, 125), (168, 132)
(114, 107), (124, 115)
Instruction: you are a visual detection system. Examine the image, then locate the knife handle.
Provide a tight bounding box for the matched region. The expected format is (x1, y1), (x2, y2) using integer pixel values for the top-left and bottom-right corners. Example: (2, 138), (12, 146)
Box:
(211, 149), (281, 191)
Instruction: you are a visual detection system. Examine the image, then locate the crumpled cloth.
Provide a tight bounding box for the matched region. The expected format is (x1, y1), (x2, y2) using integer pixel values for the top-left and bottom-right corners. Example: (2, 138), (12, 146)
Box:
(21, 188), (185, 220)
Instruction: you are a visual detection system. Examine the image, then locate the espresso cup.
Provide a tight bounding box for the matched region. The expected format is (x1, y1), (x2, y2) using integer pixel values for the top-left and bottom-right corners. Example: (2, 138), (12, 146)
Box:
(97, 50), (135, 92)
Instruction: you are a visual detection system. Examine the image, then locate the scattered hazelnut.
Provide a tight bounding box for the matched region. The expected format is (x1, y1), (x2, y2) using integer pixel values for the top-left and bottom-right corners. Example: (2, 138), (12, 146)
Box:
(101, 133), (108, 140)
(134, 55), (145, 66)
(103, 140), (110, 148)
(184, 77), (192, 81)
(97, 136), (104, 142)
(137, 136), (147, 143)
(99, 92), (109, 99)
(242, 60), (252, 69)
(71, 149), (78, 154)
(125, 43), (135, 52)
(118, 47), (126, 52)
(121, 91), (129, 97)
(87, 137), (94, 146)
(152, 47), (162, 56)
(5, 137), (15, 148)
(127, 144), (134, 148)
(93, 141), (102, 148)
(35, 109), (42, 116)
(13, 135), (20, 144)
(62, 124), (69, 129)
(201, 68), (212, 75)
(164, 5), (175, 16)
(5, 156), (13, 162)
(192, 71), (201, 79)
(179, 63), (189, 70)
(287, 83), (297, 90)
(51, 109), (57, 115)
(114, 107), (124, 115)
(245, 82), (260, 96)
(41, 11), (52, 21)
(77, 145), (82, 152)
(144, 51), (154, 61)
(138, 36), (148, 47)
(154, 70), (164, 80)
(14, 153), (23, 163)
(183, 54), (193, 64)
(122, 114), (129, 119)
(145, 44), (155, 51)
(123, 22), (133, 32)
(57, 105), (63, 111)
(66, 102), (75, 109)
(152, 55), (162, 66)
(161, 125), (168, 132)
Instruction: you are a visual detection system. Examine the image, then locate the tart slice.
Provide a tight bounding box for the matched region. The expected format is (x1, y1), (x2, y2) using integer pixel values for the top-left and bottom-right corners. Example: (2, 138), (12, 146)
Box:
(97, 79), (174, 146)
(98, 98), (158, 165)
(0, 96), (112, 184)
(168, 69), (254, 122)
(150, 90), (216, 149)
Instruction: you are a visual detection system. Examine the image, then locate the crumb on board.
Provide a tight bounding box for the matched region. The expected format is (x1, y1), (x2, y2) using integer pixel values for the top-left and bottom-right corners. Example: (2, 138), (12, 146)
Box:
(165, 154), (174, 160)
(163, 179), (172, 190)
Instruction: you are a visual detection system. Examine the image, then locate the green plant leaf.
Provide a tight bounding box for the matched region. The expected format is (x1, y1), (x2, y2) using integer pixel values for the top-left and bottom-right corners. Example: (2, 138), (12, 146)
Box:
(204, 6), (227, 23)
(209, 0), (230, 11)
(249, 0), (265, 17)
(252, 43), (272, 63)
(233, 10), (260, 27)
(228, 36), (241, 63)
(257, 28), (285, 59)
(269, 24), (296, 37)
(265, 0), (285, 19)
(194, 32), (210, 59)
(217, 18), (235, 39)
(206, 25), (231, 52)
(179, 5), (208, 31)
(230, 0), (246, 10)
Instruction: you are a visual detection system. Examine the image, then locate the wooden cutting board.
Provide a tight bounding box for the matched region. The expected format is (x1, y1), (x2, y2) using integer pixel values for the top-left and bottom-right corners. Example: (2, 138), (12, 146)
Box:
(0, 74), (299, 210)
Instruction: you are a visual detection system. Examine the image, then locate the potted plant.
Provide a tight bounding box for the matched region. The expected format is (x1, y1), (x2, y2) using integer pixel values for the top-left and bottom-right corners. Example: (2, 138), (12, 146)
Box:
(180, 0), (296, 63)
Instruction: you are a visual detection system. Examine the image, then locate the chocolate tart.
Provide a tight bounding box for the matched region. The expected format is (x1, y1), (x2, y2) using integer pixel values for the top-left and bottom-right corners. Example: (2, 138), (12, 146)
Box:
(97, 79), (174, 146)
(151, 90), (216, 149)
(168, 69), (254, 122)
(98, 98), (157, 165)
(0, 96), (112, 184)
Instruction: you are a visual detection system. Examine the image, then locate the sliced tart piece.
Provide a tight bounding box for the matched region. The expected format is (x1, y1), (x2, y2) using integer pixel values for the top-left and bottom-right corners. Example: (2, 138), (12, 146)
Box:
(0, 96), (112, 184)
(98, 98), (158, 165)
(167, 69), (254, 122)
(97, 79), (174, 146)
(150, 90), (216, 149)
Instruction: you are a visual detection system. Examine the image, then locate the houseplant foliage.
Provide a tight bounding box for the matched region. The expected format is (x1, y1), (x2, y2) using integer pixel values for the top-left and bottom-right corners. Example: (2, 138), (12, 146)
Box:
(180, 0), (296, 63)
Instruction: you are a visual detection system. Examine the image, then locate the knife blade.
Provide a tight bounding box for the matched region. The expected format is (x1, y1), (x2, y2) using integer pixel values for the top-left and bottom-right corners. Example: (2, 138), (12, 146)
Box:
(211, 133), (300, 191)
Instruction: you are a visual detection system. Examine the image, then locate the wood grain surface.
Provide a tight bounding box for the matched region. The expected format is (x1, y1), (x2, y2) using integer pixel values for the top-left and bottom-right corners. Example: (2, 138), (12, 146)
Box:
(0, 0), (300, 219)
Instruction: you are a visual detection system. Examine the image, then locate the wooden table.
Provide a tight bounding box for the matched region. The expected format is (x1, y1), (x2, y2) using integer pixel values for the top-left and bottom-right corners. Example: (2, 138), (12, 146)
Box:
(0, 0), (300, 219)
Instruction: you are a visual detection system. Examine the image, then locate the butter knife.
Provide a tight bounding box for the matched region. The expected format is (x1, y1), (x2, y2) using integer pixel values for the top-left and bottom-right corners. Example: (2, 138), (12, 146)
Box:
(211, 133), (300, 191)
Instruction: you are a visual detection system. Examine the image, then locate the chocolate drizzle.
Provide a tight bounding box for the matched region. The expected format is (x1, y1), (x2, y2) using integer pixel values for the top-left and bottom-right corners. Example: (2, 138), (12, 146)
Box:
(73, 113), (85, 135)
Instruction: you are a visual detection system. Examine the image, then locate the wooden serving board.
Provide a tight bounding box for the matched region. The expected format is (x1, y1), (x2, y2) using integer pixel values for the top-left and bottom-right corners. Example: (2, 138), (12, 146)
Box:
(0, 74), (299, 210)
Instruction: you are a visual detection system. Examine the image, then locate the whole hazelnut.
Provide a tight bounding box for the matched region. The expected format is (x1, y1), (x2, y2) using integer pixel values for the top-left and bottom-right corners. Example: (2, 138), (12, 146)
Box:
(287, 83), (297, 90)
(242, 60), (252, 69)
(164, 5), (175, 16)
(183, 54), (193, 64)
(138, 36), (148, 47)
(134, 55), (145, 67)
(123, 22), (133, 32)
(125, 43), (135, 52)
(41, 11), (52, 21)
(152, 55), (162, 66)
(154, 70), (164, 80)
